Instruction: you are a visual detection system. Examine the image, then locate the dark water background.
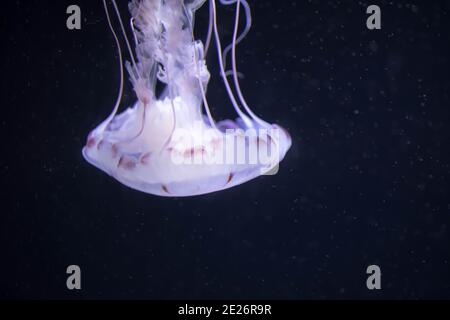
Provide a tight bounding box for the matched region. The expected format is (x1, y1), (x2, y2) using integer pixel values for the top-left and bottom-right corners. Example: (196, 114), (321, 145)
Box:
(1, 0), (449, 299)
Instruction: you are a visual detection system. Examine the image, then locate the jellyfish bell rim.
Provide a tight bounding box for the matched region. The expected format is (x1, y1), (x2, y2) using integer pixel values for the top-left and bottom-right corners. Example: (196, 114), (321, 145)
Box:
(82, 102), (291, 197)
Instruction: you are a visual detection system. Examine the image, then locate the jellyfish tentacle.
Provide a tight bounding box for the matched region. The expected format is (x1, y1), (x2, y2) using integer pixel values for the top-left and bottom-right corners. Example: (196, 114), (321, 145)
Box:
(98, 0), (125, 132)
(219, 0), (251, 73)
(100, 0), (150, 144)
(230, 0), (269, 128)
(204, 1), (214, 56)
(110, 0), (139, 76)
(114, 101), (148, 149)
(210, 0), (253, 128)
(216, 0), (268, 127)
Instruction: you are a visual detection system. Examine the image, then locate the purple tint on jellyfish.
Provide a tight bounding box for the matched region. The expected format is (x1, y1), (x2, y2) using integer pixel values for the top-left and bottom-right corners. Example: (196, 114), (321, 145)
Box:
(82, 0), (291, 197)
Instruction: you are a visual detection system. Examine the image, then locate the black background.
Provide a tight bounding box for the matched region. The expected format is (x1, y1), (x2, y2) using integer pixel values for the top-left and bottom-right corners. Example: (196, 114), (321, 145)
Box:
(1, 0), (449, 299)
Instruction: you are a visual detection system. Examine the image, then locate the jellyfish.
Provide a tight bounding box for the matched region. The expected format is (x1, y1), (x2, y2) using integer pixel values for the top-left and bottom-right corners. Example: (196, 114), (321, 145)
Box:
(82, 0), (291, 197)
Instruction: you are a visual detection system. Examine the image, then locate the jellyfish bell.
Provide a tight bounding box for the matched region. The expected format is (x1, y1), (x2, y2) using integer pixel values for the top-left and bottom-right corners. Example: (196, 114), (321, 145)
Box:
(82, 0), (291, 197)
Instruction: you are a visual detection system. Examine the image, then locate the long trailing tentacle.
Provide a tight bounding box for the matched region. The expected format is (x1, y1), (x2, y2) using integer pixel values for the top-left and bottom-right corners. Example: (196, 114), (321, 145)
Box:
(210, 0), (253, 128)
(110, 0), (139, 76)
(223, 0), (279, 156)
(97, 0), (125, 132)
(219, 0), (251, 72)
(229, 0), (268, 127)
(100, 0), (152, 148)
(211, 0), (268, 128)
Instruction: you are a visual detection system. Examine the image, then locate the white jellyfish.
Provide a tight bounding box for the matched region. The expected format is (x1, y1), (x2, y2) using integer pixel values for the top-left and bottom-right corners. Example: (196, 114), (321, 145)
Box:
(82, 0), (291, 197)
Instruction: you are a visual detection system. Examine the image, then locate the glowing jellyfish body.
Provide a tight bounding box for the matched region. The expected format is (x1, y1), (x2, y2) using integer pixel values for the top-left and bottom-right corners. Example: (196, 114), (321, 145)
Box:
(82, 0), (291, 197)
